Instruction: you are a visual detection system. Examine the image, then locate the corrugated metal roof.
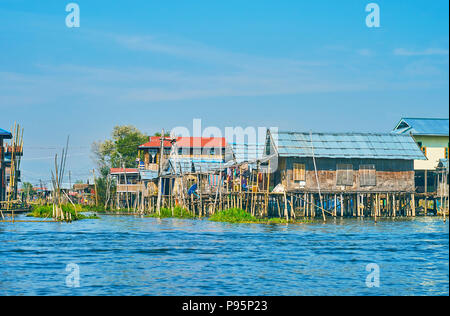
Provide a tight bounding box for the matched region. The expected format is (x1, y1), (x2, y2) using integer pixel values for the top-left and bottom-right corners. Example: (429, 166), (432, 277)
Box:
(269, 131), (426, 160)
(229, 142), (265, 163)
(392, 118), (449, 136)
(0, 128), (12, 139)
(140, 169), (159, 180)
(169, 157), (225, 174)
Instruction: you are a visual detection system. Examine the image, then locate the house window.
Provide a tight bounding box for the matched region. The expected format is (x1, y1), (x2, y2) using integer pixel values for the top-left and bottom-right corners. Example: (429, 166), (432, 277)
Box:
(421, 146), (427, 157)
(293, 163), (306, 181)
(336, 164), (353, 186)
(417, 142), (427, 157)
(360, 164), (376, 186)
(210, 148), (215, 156)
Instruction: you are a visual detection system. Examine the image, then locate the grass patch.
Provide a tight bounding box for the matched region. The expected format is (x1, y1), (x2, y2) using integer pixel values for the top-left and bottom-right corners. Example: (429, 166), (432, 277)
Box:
(209, 208), (258, 223)
(27, 204), (100, 220)
(146, 206), (195, 219)
(209, 208), (310, 224)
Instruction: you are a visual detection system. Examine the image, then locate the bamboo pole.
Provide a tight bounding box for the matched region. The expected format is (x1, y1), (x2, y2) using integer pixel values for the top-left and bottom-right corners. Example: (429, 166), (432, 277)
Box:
(156, 129), (165, 216)
(264, 160), (271, 217)
(92, 169), (98, 207)
(310, 131), (326, 221)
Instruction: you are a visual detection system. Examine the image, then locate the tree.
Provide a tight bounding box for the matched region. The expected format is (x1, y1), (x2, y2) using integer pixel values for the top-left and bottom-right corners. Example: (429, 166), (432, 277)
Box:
(154, 132), (170, 137)
(92, 125), (148, 176)
(92, 125), (148, 207)
(21, 182), (35, 201)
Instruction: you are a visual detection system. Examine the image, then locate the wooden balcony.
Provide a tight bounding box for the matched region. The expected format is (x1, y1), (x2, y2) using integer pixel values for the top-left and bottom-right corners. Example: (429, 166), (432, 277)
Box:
(116, 184), (145, 193)
(144, 163), (159, 171)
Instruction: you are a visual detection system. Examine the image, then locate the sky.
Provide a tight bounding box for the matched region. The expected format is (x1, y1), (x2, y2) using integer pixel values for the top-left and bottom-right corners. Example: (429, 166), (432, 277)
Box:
(0, 0), (448, 187)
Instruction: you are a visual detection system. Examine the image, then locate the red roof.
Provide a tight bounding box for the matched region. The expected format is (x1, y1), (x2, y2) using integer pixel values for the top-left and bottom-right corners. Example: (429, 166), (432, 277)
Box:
(139, 136), (227, 149)
(110, 168), (139, 174)
(139, 136), (173, 148)
(175, 137), (227, 148)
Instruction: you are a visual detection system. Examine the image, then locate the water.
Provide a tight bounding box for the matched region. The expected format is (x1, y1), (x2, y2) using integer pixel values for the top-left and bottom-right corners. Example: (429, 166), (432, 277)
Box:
(0, 215), (448, 296)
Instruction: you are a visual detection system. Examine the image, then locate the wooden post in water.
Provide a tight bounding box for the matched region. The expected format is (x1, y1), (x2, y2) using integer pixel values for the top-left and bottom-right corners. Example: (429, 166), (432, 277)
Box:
(264, 160), (271, 217)
(424, 170), (428, 216)
(392, 194), (396, 218)
(334, 194), (337, 217)
(156, 129), (165, 216)
(283, 191), (289, 221)
(356, 194), (360, 217)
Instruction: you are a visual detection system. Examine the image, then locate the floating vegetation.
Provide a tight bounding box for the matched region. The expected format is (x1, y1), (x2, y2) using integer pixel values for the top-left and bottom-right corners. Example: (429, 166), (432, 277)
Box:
(28, 204), (99, 221)
(146, 206), (195, 219)
(79, 205), (115, 213)
(209, 208), (310, 224)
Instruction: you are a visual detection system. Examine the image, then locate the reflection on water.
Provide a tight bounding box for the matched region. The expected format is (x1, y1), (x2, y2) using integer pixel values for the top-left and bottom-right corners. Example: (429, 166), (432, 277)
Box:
(0, 215), (448, 296)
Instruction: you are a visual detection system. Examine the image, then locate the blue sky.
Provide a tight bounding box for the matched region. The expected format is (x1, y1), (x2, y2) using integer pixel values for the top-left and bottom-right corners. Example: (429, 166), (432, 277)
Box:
(0, 0), (448, 186)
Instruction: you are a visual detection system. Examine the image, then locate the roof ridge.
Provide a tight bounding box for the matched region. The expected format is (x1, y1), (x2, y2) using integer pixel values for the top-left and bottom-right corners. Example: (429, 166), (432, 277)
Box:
(275, 131), (409, 136)
(402, 117), (449, 120)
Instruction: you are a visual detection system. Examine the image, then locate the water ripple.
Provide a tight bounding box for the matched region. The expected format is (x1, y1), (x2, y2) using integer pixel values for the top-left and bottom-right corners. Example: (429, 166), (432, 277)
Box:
(0, 215), (448, 296)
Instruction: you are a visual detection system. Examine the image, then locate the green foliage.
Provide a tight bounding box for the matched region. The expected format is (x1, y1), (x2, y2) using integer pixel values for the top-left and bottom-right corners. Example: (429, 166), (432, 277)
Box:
(92, 125), (148, 171)
(21, 182), (35, 199)
(154, 132), (170, 137)
(28, 204), (100, 220)
(209, 208), (310, 224)
(147, 206), (195, 219)
(209, 208), (258, 223)
(94, 176), (116, 207)
(91, 125), (146, 204)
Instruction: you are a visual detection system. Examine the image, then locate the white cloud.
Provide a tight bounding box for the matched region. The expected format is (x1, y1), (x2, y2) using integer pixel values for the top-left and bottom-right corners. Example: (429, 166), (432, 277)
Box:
(357, 49), (374, 57)
(1, 33), (448, 107)
(394, 48), (449, 56)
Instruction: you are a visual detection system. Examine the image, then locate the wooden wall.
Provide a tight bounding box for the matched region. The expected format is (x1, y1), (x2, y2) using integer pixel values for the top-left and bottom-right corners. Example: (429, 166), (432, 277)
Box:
(277, 157), (415, 193)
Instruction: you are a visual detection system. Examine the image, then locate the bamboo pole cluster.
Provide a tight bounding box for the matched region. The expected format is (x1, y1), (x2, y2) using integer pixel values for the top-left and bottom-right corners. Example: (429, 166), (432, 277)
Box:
(50, 136), (74, 222)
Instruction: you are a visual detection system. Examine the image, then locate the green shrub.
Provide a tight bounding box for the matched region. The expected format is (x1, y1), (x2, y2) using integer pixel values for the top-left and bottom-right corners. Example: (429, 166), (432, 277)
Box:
(147, 206), (194, 219)
(209, 208), (258, 223)
(27, 204), (99, 221)
(209, 208), (311, 224)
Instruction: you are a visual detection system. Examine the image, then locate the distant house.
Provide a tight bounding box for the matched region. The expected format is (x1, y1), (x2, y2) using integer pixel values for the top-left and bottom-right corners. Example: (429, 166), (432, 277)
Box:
(263, 130), (426, 193)
(392, 118), (449, 193)
(72, 183), (95, 203)
(138, 136), (173, 171)
(0, 128), (12, 202)
(110, 168), (140, 185)
(138, 136), (233, 177)
(169, 137), (233, 174)
(109, 168), (143, 208)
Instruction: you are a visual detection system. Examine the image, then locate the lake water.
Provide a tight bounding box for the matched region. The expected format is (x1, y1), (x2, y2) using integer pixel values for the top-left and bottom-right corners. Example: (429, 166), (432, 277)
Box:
(0, 215), (448, 296)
